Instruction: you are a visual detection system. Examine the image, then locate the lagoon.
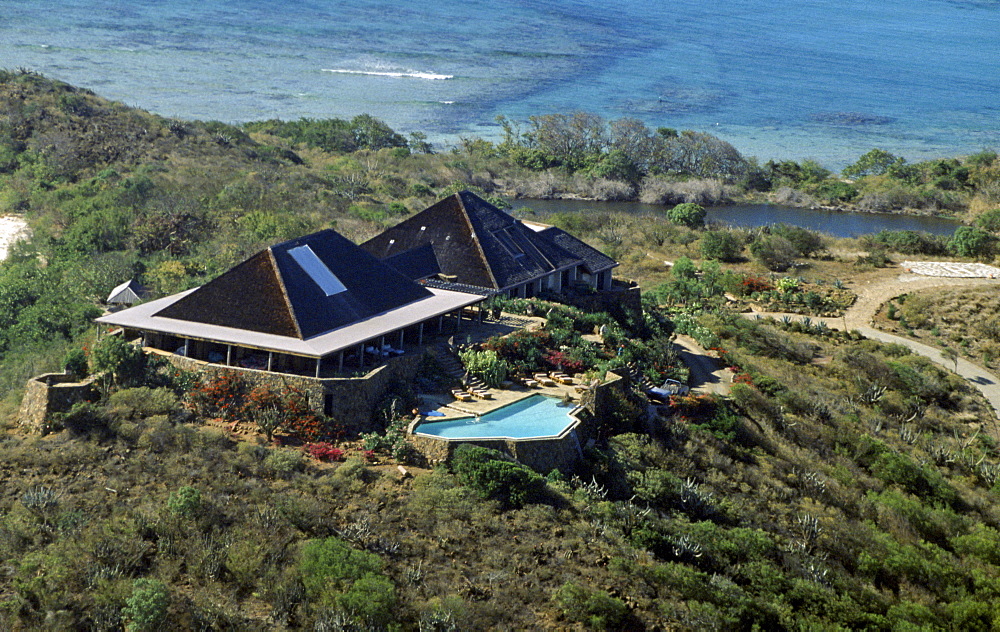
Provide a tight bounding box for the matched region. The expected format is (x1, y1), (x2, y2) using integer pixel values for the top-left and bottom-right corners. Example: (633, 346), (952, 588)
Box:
(511, 199), (961, 239)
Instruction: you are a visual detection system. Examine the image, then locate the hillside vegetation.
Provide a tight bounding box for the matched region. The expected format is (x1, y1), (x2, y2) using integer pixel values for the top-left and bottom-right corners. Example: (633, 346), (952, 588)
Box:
(4, 71), (1000, 629)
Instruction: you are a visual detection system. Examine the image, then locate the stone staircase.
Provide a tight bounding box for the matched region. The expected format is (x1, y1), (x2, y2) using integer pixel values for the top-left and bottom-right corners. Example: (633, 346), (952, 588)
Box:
(432, 343), (490, 393)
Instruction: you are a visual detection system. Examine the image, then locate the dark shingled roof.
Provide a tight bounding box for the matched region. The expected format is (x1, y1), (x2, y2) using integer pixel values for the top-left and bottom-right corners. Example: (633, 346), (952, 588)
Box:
(154, 229), (433, 339)
(361, 191), (590, 291)
(382, 242), (441, 281)
(535, 226), (618, 274)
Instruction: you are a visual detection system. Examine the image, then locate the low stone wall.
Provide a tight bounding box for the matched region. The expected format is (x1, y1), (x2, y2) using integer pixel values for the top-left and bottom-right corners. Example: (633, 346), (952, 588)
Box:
(408, 418), (584, 473)
(154, 349), (423, 434)
(18, 372), (97, 433)
(323, 354), (423, 433)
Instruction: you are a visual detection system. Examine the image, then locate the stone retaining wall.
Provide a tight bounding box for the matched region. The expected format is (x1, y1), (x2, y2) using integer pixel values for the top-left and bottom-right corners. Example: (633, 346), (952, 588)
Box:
(155, 349), (423, 433)
(18, 372), (97, 433)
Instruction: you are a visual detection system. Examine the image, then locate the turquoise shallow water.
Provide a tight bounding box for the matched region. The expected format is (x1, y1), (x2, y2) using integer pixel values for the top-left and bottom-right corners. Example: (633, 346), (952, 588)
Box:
(2, 0), (998, 167)
(416, 395), (577, 439)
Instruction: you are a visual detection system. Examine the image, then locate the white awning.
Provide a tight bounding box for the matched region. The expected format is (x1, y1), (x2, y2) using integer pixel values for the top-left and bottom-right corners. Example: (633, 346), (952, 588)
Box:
(97, 286), (483, 357)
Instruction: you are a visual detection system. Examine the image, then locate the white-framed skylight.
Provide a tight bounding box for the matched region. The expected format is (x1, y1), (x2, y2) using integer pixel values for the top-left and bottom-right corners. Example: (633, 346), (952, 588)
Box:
(287, 245), (347, 296)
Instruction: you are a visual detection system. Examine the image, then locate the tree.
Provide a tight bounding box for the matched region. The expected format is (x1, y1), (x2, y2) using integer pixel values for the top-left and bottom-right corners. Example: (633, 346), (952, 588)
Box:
(843, 148), (907, 179)
(948, 226), (996, 259)
(349, 114), (407, 151)
(700, 230), (743, 262)
(667, 203), (706, 228)
(91, 335), (146, 392)
(525, 111), (607, 170)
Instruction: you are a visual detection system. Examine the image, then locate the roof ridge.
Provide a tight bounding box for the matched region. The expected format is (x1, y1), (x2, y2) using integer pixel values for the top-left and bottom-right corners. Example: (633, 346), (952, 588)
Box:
(268, 247), (304, 339)
(455, 192), (500, 289)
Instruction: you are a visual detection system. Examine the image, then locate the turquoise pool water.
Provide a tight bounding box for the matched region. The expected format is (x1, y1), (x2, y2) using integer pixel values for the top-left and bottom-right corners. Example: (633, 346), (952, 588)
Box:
(416, 395), (577, 439)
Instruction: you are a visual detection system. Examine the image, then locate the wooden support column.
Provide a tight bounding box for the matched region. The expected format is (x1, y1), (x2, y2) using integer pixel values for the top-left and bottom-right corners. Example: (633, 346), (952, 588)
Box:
(398, 330), (405, 350)
(438, 315), (444, 333)
(315, 357), (322, 379)
(338, 351), (344, 373)
(267, 351), (273, 372)
(358, 343), (365, 368)
(418, 322), (424, 345)
(226, 345), (232, 366)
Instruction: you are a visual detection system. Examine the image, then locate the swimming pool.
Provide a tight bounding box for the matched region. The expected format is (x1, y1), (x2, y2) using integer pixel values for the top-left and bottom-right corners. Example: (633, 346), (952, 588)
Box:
(415, 394), (579, 440)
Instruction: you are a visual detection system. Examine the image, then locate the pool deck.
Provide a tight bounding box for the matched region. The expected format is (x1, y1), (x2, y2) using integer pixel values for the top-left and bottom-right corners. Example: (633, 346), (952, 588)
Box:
(419, 381), (584, 421)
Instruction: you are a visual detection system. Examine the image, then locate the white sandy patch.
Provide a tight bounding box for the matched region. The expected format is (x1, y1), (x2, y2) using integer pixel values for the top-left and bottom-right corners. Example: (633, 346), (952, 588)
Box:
(902, 261), (1000, 278)
(0, 215), (28, 260)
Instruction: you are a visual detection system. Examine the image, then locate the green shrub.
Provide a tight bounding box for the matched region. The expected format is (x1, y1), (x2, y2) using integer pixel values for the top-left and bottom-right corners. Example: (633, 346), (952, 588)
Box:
(770, 223), (824, 257)
(949, 226), (996, 259)
(458, 348), (509, 388)
(265, 449), (305, 476)
(554, 581), (629, 630)
(750, 234), (797, 271)
(123, 578), (169, 632)
(167, 486), (202, 518)
(300, 536), (396, 625)
(106, 387), (179, 420)
(450, 445), (545, 509)
(667, 203), (706, 228)
(63, 348), (89, 378)
(699, 230), (743, 262)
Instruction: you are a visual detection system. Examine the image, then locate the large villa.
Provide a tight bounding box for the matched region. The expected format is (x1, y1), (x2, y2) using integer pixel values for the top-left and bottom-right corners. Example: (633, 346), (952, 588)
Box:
(95, 192), (623, 402)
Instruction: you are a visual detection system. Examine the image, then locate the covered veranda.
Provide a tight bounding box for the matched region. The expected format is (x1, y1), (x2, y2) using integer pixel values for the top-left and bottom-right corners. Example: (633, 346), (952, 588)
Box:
(98, 286), (488, 379)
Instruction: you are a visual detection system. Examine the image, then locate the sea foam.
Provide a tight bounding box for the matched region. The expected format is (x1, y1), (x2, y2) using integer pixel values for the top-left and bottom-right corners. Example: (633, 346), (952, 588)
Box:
(322, 68), (453, 80)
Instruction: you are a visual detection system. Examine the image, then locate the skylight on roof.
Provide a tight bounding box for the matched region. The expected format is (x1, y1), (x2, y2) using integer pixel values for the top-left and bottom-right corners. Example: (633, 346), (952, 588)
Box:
(287, 245), (347, 296)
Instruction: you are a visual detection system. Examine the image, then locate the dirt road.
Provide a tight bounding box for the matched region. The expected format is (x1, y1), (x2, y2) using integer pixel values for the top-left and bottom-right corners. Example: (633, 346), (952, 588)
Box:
(748, 268), (1000, 416)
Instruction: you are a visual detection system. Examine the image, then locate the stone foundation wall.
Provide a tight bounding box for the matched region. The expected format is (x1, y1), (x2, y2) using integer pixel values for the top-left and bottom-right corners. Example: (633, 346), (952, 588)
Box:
(407, 428), (583, 473)
(154, 349), (423, 434)
(323, 354), (423, 433)
(18, 372), (97, 433)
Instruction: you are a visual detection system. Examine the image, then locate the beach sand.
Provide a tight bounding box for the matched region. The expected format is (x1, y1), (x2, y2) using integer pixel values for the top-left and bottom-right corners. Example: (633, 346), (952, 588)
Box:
(0, 215), (28, 260)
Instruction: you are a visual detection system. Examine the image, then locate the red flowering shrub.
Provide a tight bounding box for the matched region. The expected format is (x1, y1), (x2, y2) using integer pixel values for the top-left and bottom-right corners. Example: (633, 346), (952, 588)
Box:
(186, 373), (247, 422)
(304, 442), (344, 462)
(278, 386), (324, 442)
(187, 374), (333, 442)
(741, 275), (774, 294)
(543, 350), (586, 374)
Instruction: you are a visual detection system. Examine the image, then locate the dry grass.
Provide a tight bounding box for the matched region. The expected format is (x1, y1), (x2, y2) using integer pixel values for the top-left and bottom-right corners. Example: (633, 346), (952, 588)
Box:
(878, 286), (1000, 367)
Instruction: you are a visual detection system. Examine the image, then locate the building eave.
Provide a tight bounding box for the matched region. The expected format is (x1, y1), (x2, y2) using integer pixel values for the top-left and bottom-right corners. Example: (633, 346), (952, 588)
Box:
(97, 286), (484, 358)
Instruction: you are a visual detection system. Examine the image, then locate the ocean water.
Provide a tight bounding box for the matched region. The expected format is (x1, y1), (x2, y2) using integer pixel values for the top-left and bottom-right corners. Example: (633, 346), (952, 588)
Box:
(2, 0), (999, 168)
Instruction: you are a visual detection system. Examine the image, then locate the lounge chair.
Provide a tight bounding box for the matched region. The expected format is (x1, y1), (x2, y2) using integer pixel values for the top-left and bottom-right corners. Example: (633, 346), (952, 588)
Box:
(451, 389), (473, 402)
(470, 388), (492, 400)
(521, 377), (539, 388)
(534, 373), (557, 387)
(550, 372), (574, 385)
